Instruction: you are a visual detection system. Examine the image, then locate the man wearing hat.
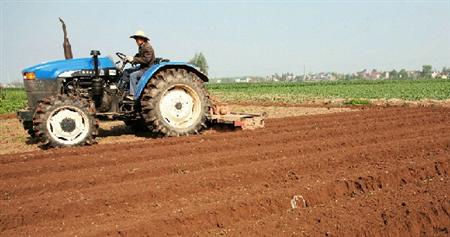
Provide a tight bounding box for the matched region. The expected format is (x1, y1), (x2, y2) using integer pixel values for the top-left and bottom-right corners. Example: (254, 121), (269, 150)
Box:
(123, 30), (155, 99)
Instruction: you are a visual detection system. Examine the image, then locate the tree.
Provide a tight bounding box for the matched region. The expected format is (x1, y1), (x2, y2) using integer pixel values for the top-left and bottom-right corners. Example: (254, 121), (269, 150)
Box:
(389, 69), (398, 79)
(398, 69), (408, 79)
(421, 65), (432, 78)
(189, 52), (209, 75)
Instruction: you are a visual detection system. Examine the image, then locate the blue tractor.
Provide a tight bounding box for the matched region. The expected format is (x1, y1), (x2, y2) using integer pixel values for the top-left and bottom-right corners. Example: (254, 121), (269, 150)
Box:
(17, 19), (264, 148)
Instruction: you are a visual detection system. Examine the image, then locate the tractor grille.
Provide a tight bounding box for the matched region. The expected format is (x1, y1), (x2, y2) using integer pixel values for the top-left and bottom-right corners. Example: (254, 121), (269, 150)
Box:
(24, 79), (60, 108)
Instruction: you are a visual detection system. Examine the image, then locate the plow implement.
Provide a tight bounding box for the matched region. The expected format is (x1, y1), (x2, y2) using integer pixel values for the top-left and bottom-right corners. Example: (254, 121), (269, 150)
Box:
(208, 101), (266, 130)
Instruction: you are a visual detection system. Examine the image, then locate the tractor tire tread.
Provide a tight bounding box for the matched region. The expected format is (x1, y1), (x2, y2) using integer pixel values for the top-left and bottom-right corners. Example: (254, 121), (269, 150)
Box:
(32, 94), (98, 148)
(140, 68), (210, 137)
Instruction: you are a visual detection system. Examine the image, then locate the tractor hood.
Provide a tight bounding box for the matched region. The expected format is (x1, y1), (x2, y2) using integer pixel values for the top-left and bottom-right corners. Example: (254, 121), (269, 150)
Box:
(22, 57), (115, 79)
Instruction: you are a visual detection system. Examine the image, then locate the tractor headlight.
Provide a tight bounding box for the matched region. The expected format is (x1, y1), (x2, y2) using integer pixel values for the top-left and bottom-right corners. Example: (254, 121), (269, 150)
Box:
(23, 72), (36, 80)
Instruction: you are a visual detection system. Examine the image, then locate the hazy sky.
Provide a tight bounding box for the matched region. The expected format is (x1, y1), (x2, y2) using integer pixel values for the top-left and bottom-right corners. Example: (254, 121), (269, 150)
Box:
(1, 0), (449, 83)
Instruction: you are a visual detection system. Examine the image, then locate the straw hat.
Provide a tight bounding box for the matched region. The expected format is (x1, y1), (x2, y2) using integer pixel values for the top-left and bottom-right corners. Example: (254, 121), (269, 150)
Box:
(129, 30), (149, 40)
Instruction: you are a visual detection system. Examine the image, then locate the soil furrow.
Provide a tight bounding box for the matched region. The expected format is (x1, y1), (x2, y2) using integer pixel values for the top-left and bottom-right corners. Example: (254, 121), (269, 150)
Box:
(0, 107), (449, 236)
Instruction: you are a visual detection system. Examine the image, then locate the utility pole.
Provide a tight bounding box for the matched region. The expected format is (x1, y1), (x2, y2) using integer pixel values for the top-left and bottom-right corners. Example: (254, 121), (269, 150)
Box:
(303, 64), (307, 81)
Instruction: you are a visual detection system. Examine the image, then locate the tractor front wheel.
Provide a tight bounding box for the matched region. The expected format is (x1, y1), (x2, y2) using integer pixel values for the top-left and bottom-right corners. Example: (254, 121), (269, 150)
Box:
(140, 68), (209, 136)
(32, 95), (98, 147)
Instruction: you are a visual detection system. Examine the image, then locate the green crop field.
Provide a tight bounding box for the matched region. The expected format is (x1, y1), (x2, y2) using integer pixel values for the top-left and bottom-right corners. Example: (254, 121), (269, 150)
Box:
(207, 79), (450, 103)
(0, 88), (27, 114)
(0, 79), (449, 114)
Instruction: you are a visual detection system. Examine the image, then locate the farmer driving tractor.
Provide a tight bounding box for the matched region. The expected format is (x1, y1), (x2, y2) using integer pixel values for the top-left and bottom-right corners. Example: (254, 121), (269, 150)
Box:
(123, 30), (155, 100)
(17, 19), (265, 148)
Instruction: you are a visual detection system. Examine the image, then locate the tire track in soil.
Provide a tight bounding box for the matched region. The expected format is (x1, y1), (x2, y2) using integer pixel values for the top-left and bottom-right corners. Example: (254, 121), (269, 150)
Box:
(0, 107), (449, 236)
(0, 120), (446, 199)
(4, 140), (448, 236)
(1, 133), (447, 224)
(0, 107), (438, 165)
(0, 108), (443, 179)
(0, 110), (446, 207)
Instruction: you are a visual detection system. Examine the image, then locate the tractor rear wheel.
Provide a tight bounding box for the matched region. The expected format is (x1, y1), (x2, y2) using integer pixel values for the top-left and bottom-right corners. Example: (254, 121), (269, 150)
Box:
(140, 68), (209, 136)
(32, 95), (98, 147)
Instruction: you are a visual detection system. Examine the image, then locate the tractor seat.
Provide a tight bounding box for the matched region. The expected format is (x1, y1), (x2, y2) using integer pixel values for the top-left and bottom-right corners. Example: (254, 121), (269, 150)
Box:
(154, 58), (170, 64)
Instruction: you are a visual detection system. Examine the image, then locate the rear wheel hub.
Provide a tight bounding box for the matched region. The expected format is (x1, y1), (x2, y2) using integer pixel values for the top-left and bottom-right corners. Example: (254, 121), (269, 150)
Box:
(159, 85), (201, 129)
(175, 102), (183, 110)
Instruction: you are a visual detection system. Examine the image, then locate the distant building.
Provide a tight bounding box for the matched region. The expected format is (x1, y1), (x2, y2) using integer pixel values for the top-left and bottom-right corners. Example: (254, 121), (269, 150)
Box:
(407, 70), (421, 78)
(431, 71), (439, 78)
(234, 77), (252, 83)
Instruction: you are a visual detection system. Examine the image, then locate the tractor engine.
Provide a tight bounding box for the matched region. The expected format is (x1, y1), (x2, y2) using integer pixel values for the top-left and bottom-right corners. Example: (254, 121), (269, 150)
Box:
(61, 50), (121, 113)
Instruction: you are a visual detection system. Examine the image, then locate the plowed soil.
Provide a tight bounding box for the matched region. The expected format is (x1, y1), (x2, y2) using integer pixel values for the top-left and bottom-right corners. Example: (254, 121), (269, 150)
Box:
(1, 107), (449, 236)
(0, 105), (352, 155)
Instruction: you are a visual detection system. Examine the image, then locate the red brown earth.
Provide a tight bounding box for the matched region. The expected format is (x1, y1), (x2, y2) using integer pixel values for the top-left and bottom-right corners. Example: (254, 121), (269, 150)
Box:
(0, 107), (449, 236)
(0, 105), (353, 155)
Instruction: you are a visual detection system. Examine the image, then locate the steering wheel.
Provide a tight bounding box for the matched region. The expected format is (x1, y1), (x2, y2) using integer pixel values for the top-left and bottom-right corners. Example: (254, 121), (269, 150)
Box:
(116, 52), (127, 61)
(115, 52), (130, 72)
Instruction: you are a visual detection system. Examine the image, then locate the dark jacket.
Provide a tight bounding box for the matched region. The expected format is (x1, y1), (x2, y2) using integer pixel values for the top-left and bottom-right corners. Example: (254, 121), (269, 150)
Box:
(133, 41), (155, 69)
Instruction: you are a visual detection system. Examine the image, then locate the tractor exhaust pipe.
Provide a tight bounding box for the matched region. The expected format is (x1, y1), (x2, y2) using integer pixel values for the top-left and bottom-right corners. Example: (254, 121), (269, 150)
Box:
(59, 17), (73, 59)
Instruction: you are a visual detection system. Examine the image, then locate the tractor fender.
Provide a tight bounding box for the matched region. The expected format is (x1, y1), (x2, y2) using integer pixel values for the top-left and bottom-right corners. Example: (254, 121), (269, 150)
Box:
(135, 62), (208, 99)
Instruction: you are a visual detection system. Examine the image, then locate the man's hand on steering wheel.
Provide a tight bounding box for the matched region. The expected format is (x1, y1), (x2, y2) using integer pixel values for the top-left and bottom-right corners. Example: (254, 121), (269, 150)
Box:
(125, 56), (134, 62)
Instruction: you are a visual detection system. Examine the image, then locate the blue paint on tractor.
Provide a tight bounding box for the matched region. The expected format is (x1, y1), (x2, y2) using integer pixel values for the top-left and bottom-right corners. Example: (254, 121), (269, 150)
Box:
(21, 56), (207, 99)
(134, 62), (208, 99)
(22, 57), (115, 79)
